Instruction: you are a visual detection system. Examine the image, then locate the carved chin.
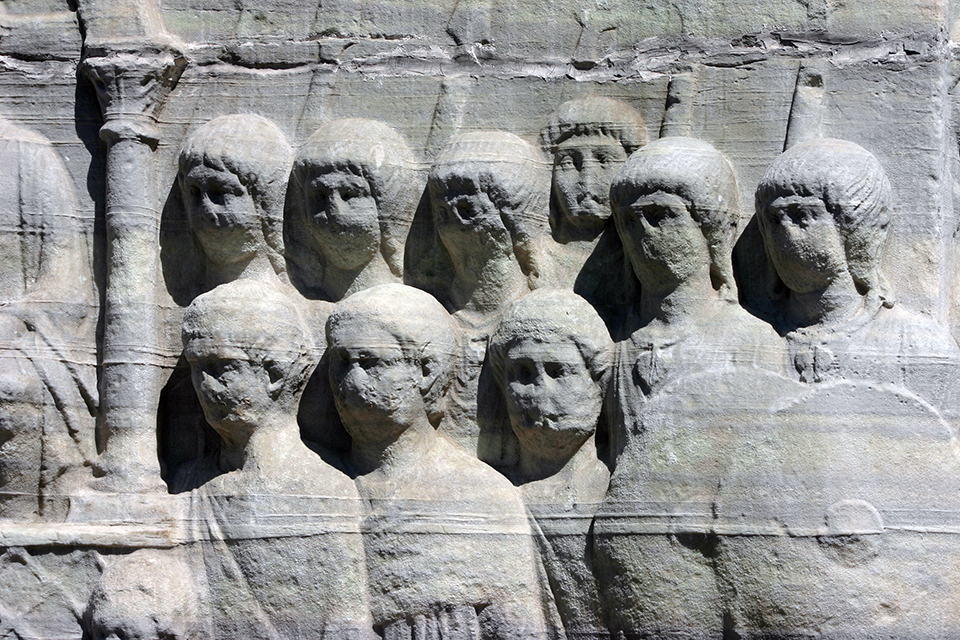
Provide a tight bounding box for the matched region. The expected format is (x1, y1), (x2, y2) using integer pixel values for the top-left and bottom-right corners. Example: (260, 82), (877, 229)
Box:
(566, 200), (610, 222)
(512, 416), (594, 452)
(208, 413), (256, 443)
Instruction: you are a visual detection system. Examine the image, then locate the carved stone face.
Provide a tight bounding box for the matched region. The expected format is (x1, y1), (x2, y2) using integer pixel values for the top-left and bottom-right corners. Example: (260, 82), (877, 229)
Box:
(614, 188), (711, 289)
(501, 337), (601, 454)
(328, 322), (422, 445)
(182, 163), (261, 266)
(552, 133), (627, 227)
(432, 170), (511, 266)
(184, 336), (285, 437)
(301, 166), (381, 270)
(759, 193), (848, 294)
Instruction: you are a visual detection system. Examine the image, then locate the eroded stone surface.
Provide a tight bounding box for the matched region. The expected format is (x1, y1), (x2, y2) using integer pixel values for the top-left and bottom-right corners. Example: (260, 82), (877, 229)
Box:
(4, 1), (960, 638)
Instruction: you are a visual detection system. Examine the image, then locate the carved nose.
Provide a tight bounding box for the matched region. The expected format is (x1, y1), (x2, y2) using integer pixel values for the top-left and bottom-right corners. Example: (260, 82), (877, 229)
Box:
(329, 191), (348, 215)
(579, 162), (603, 192)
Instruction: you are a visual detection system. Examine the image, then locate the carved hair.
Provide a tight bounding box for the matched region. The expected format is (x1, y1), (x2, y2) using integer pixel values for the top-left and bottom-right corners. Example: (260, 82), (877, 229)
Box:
(610, 136), (742, 300)
(285, 118), (419, 282)
(326, 284), (458, 427)
(178, 114), (293, 276)
(540, 96), (648, 155)
(182, 279), (314, 397)
(488, 288), (613, 390)
(428, 131), (551, 287)
(756, 138), (893, 306)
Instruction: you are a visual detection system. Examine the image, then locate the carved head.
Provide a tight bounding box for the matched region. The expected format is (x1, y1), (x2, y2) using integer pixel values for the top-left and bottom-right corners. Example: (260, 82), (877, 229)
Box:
(541, 97), (647, 235)
(610, 137), (741, 299)
(285, 118), (419, 289)
(86, 550), (200, 640)
(756, 138), (892, 304)
(182, 280), (314, 440)
(326, 284), (457, 440)
(489, 289), (612, 458)
(428, 131), (550, 287)
(178, 114), (292, 273)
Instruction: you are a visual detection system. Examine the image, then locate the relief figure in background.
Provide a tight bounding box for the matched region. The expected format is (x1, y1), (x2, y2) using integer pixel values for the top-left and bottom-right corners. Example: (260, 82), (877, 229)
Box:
(0, 118), (97, 520)
(177, 114), (293, 293)
(541, 97), (647, 336)
(182, 279), (373, 638)
(488, 288), (612, 640)
(756, 138), (960, 406)
(284, 117), (419, 302)
(162, 114), (295, 491)
(413, 131), (553, 461)
(327, 284), (555, 640)
(284, 117), (420, 455)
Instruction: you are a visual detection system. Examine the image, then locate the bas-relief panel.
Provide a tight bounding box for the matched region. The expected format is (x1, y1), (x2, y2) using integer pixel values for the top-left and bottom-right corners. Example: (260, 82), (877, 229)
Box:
(3, 0), (960, 638)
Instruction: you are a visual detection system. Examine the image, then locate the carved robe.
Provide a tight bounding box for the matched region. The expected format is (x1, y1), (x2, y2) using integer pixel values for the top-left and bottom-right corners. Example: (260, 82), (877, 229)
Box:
(356, 436), (558, 640)
(186, 444), (374, 640)
(0, 119), (97, 519)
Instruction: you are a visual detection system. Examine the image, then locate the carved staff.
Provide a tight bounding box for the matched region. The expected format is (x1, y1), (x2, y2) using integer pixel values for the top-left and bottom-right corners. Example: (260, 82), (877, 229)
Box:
(79, 2), (186, 490)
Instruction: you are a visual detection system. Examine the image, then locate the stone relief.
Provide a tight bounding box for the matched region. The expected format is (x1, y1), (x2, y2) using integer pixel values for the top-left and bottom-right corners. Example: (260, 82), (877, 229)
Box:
(86, 549), (201, 640)
(488, 288), (612, 639)
(0, 118), (97, 521)
(5, 3), (960, 638)
(605, 136), (788, 449)
(541, 97), (646, 337)
(177, 114), (292, 293)
(410, 130), (554, 463)
(284, 117), (421, 456)
(284, 118), (420, 303)
(326, 284), (555, 639)
(756, 138), (960, 410)
(181, 279), (373, 638)
(160, 114), (295, 492)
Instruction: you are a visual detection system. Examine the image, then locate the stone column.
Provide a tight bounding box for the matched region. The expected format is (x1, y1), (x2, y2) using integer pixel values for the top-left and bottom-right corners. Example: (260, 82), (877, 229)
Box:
(81, 46), (186, 492)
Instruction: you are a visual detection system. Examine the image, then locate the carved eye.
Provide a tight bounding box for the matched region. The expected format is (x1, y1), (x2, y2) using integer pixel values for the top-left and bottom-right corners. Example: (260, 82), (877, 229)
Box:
(454, 199), (476, 220)
(358, 354), (379, 371)
(763, 204), (784, 223)
(509, 360), (535, 385)
(596, 151), (616, 166)
(558, 154), (576, 171)
(785, 202), (817, 226)
(264, 359), (285, 385)
(544, 362), (563, 379)
(207, 189), (225, 206)
(310, 186), (330, 205)
(197, 360), (227, 383)
(640, 204), (670, 226)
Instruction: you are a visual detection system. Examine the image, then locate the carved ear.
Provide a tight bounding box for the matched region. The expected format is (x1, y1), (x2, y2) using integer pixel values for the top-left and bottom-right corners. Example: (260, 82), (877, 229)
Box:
(418, 344), (439, 396)
(417, 341), (446, 416)
(264, 358), (289, 400)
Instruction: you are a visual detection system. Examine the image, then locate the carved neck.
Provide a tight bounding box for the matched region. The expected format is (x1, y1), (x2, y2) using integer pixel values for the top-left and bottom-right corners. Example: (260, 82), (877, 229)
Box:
(217, 413), (299, 473)
(206, 251), (279, 290)
(518, 434), (598, 484)
(321, 253), (397, 301)
(785, 272), (863, 330)
(450, 246), (529, 315)
(350, 416), (437, 478)
(639, 269), (721, 327)
(554, 213), (607, 244)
